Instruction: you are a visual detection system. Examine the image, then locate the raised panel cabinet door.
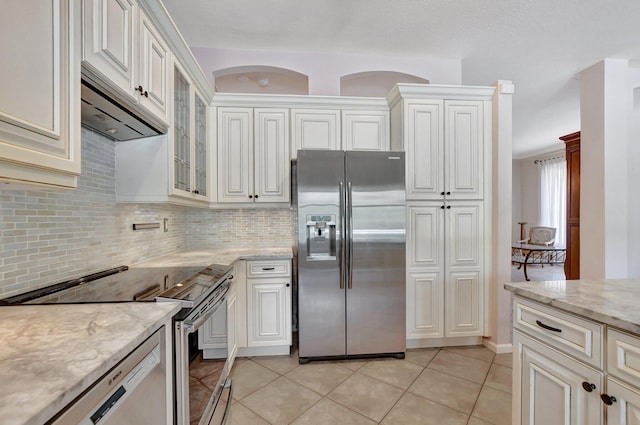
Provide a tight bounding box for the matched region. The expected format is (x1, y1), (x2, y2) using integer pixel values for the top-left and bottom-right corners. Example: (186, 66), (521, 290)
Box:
(342, 110), (389, 151)
(406, 271), (444, 339)
(405, 101), (443, 200)
(198, 306), (227, 350)
(445, 100), (484, 200)
(138, 10), (169, 122)
(406, 203), (444, 269)
(513, 331), (603, 425)
(290, 109), (340, 158)
(606, 378), (640, 425)
(446, 202), (483, 269)
(0, 0), (81, 184)
(247, 279), (291, 347)
(217, 108), (253, 203)
(445, 270), (482, 337)
(254, 109), (290, 203)
(82, 0), (136, 100)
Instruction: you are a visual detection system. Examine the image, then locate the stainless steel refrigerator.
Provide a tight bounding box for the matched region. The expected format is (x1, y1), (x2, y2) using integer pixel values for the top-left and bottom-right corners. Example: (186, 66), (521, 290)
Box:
(296, 150), (406, 362)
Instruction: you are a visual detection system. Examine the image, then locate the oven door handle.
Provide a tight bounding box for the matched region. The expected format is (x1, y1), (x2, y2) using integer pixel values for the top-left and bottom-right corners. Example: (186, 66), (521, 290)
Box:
(181, 296), (226, 332)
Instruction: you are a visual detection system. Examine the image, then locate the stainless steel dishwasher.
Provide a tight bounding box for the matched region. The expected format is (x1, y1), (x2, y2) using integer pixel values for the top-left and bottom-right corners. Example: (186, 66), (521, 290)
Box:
(49, 328), (167, 425)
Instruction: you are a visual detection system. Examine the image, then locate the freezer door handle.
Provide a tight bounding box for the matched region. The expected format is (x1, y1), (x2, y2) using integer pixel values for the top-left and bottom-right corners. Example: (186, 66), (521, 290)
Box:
(339, 182), (346, 289)
(347, 181), (353, 289)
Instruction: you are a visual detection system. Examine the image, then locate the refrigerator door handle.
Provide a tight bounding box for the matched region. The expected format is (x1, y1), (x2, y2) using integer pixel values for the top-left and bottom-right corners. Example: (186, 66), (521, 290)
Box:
(347, 181), (353, 289)
(339, 182), (346, 289)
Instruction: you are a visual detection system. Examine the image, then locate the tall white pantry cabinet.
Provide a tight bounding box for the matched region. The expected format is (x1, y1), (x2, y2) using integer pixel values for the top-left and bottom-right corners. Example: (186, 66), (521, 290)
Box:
(388, 84), (494, 347)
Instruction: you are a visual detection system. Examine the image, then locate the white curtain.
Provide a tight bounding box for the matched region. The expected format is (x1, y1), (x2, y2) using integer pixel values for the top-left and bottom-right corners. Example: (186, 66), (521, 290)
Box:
(538, 157), (567, 247)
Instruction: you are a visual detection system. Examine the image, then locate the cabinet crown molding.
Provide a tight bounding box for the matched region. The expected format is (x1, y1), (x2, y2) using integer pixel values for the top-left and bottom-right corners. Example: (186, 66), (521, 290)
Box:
(386, 84), (496, 107)
(211, 93), (390, 110)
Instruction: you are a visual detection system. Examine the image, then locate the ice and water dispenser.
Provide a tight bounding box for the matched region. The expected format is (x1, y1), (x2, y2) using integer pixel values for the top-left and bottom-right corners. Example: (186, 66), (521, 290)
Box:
(305, 215), (336, 260)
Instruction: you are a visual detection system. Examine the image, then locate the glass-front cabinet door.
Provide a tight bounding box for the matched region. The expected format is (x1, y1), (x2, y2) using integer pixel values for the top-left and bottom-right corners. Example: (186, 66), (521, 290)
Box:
(194, 94), (208, 197)
(173, 65), (191, 194)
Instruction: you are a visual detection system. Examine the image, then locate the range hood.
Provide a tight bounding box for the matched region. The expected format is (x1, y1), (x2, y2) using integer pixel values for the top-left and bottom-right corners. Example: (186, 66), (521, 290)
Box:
(80, 78), (168, 141)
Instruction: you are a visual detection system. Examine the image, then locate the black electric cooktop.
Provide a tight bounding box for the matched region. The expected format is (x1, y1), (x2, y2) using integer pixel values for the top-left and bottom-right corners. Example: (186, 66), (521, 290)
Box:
(0, 264), (233, 305)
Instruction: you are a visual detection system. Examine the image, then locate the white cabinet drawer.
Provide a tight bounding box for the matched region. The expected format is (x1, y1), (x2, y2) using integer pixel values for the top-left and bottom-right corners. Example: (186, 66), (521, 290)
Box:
(246, 260), (291, 278)
(514, 297), (603, 368)
(607, 328), (640, 388)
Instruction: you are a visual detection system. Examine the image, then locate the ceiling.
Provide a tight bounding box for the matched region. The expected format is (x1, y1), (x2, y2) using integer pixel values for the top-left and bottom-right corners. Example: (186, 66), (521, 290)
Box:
(162, 0), (640, 158)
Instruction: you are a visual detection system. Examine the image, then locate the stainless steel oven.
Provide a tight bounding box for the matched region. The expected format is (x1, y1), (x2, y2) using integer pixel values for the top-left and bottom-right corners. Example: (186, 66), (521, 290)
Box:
(2, 263), (235, 425)
(162, 270), (234, 425)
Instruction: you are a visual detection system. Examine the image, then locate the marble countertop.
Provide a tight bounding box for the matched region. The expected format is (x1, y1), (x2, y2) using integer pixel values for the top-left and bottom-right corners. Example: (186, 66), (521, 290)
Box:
(504, 279), (640, 335)
(0, 302), (181, 425)
(131, 247), (294, 268)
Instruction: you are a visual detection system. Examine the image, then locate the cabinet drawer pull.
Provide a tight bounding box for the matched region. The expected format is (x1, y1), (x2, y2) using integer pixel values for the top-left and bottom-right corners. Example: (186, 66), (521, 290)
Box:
(262, 267), (275, 271)
(601, 394), (617, 405)
(536, 320), (562, 333)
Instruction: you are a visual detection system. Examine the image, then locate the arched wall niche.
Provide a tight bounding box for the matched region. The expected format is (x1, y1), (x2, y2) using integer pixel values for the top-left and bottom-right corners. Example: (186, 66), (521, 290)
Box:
(340, 71), (429, 97)
(213, 65), (309, 95)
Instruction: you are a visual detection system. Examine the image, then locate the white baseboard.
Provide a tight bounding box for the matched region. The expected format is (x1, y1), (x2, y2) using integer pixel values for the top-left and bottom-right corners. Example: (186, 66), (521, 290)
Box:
(406, 336), (483, 349)
(483, 338), (513, 354)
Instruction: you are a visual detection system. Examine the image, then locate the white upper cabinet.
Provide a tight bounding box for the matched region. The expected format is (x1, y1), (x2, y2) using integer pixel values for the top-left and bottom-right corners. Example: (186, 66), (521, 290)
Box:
(217, 107), (290, 204)
(291, 109), (340, 158)
(83, 0), (169, 123)
(138, 10), (169, 121)
(0, 0), (81, 188)
(170, 61), (208, 201)
(389, 85), (491, 201)
(82, 0), (136, 99)
(254, 109), (290, 203)
(445, 100), (484, 200)
(342, 110), (390, 151)
(405, 101), (444, 199)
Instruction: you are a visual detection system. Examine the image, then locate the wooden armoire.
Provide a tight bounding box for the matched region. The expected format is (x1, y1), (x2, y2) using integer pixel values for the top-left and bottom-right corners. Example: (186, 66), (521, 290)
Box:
(560, 131), (580, 279)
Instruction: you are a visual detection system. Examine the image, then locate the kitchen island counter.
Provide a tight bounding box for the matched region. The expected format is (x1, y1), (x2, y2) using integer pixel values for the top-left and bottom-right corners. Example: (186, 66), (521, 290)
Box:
(0, 302), (181, 425)
(504, 278), (640, 335)
(132, 246), (294, 269)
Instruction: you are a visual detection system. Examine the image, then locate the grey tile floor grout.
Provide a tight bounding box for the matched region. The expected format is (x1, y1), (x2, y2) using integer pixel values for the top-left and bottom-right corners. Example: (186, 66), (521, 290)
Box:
(188, 263), (557, 425)
(225, 345), (512, 425)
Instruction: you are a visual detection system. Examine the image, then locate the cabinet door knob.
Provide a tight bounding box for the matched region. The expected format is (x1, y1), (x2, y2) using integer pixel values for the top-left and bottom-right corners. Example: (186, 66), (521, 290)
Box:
(601, 394), (617, 405)
(143, 90), (149, 97)
(249, 195), (253, 199)
(136, 85), (143, 93)
(440, 192), (445, 196)
(440, 205), (445, 209)
(286, 283), (290, 287)
(254, 194), (259, 199)
(582, 382), (596, 392)
(446, 191), (451, 195)
(446, 205), (451, 209)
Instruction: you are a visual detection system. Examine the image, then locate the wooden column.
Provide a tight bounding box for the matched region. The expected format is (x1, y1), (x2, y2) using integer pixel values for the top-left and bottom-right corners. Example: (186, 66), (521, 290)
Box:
(561, 131), (580, 279)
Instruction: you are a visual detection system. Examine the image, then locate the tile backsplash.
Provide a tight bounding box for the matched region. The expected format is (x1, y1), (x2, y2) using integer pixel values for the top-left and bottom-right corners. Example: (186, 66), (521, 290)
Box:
(187, 208), (296, 249)
(0, 129), (297, 298)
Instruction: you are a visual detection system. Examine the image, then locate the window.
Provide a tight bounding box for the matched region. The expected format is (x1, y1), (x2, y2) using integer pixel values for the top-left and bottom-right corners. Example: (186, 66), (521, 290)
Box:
(538, 157), (567, 247)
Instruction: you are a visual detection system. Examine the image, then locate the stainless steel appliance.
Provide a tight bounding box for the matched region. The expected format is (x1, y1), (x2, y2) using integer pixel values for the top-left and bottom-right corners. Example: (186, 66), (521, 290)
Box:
(1, 264), (234, 425)
(296, 150), (406, 362)
(50, 328), (167, 425)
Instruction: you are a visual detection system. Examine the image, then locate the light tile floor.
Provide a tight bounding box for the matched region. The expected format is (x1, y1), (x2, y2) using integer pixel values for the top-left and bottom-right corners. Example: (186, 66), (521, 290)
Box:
(224, 345), (512, 425)
(510, 262), (566, 282)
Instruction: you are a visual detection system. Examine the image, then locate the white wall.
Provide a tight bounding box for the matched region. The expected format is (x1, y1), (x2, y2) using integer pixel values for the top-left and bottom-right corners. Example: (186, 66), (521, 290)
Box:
(579, 59), (629, 279)
(191, 47), (462, 96)
(628, 68), (640, 277)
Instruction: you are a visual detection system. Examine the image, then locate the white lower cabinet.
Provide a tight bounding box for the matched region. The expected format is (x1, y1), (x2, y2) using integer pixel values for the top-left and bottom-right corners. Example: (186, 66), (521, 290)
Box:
(200, 259), (292, 359)
(247, 278), (291, 347)
(605, 378), (640, 425)
(514, 330), (603, 425)
(512, 296), (640, 425)
(406, 201), (484, 346)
